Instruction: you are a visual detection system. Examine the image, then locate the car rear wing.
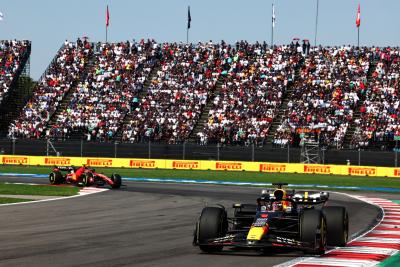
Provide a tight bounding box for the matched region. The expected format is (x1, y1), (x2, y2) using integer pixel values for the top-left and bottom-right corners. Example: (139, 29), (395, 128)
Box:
(258, 191), (329, 205)
(54, 166), (75, 171)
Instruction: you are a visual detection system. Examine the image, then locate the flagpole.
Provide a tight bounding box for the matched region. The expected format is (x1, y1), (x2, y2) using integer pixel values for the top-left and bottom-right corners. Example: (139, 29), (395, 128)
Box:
(106, 5), (109, 43)
(356, 4), (360, 47)
(314, 0), (319, 47)
(271, 3), (274, 47)
(187, 6), (190, 44)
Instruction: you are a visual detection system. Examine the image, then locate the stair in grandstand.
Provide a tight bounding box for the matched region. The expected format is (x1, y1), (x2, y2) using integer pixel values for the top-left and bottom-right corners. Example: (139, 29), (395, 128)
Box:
(0, 77), (36, 137)
(0, 44), (33, 137)
(266, 58), (305, 144)
(45, 51), (96, 139)
(342, 59), (378, 149)
(187, 76), (224, 143)
(114, 64), (162, 141)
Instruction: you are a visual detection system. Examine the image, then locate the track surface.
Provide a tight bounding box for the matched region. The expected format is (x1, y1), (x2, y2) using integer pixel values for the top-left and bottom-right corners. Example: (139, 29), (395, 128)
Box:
(0, 176), (385, 267)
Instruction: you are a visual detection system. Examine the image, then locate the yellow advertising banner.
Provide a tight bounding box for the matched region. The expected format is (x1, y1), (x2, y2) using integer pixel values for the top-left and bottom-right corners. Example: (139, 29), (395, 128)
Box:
(1, 155), (400, 178)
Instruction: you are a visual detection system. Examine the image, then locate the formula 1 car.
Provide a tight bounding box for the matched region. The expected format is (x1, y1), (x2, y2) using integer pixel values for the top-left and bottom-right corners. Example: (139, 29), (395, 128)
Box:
(49, 166), (122, 189)
(193, 183), (348, 255)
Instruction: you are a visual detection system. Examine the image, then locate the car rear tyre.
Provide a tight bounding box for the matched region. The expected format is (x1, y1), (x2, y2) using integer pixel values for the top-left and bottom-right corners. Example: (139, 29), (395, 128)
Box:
(197, 207), (228, 253)
(49, 171), (63, 185)
(110, 174), (122, 189)
(323, 206), (348, 247)
(300, 209), (327, 255)
(83, 172), (94, 187)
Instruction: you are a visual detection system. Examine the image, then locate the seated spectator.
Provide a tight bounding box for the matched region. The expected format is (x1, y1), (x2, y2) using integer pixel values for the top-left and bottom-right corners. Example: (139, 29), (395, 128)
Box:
(199, 41), (300, 146)
(8, 38), (92, 139)
(276, 45), (371, 148)
(51, 39), (160, 141)
(351, 47), (400, 148)
(0, 40), (30, 104)
(122, 41), (224, 144)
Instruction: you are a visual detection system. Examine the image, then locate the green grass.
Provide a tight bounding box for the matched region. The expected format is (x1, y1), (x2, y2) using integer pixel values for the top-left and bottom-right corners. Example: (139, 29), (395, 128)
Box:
(0, 197), (34, 204)
(0, 182), (79, 196)
(1, 165), (400, 189)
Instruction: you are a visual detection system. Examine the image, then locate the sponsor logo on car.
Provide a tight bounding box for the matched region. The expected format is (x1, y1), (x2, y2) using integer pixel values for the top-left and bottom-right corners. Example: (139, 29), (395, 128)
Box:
(172, 161), (199, 169)
(348, 167), (376, 176)
(129, 160), (156, 168)
(2, 156), (28, 164)
(215, 162), (242, 170)
(86, 159), (113, 167)
(44, 157), (71, 165)
(259, 163), (286, 172)
(304, 165), (331, 174)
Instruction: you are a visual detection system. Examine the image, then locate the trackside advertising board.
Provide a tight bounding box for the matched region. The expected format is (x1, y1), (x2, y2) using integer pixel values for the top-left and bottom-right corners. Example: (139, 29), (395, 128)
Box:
(0, 155), (399, 178)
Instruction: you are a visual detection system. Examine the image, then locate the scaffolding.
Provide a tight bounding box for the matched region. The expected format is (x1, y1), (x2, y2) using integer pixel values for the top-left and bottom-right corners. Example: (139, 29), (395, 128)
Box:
(300, 140), (321, 164)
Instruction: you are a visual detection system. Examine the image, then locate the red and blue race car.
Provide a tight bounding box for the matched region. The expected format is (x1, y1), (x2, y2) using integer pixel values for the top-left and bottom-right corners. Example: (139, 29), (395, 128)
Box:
(193, 183), (348, 255)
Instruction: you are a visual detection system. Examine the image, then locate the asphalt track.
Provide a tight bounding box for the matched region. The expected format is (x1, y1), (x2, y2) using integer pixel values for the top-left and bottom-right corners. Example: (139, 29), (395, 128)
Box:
(0, 176), (387, 267)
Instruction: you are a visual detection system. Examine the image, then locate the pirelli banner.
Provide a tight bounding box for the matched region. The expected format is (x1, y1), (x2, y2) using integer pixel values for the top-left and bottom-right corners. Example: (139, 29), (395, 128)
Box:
(0, 155), (399, 178)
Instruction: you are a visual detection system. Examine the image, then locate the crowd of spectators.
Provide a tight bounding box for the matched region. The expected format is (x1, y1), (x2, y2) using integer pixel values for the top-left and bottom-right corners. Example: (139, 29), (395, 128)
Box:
(8, 39), (92, 139)
(8, 39), (400, 151)
(274, 46), (371, 148)
(198, 41), (300, 146)
(121, 41), (224, 143)
(0, 40), (30, 104)
(351, 47), (400, 148)
(48, 39), (160, 141)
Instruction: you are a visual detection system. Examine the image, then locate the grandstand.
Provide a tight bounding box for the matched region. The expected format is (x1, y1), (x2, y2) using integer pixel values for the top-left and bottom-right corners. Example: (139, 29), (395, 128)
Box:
(0, 40), (32, 136)
(3, 39), (400, 152)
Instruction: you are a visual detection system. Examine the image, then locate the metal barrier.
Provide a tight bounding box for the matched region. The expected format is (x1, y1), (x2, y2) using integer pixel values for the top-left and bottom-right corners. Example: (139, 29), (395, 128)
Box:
(0, 138), (398, 167)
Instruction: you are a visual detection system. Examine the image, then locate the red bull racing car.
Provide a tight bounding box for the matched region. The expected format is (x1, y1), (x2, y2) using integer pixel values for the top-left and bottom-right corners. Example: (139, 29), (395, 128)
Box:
(193, 183), (348, 254)
(49, 166), (122, 189)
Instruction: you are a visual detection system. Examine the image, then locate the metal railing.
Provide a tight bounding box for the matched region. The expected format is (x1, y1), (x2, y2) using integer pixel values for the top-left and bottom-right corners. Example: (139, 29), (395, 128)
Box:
(0, 138), (398, 167)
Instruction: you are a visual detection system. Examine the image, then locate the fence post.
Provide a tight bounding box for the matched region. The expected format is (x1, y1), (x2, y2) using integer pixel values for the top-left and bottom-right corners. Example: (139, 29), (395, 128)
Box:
(12, 138), (16, 155)
(358, 148), (361, 166)
(251, 143), (255, 162)
(80, 139), (83, 157)
(46, 139), (49, 156)
(148, 140), (151, 159)
(114, 141), (118, 158)
(217, 143), (220, 161)
(287, 143), (290, 163)
(183, 141), (186, 160)
(396, 140), (398, 167)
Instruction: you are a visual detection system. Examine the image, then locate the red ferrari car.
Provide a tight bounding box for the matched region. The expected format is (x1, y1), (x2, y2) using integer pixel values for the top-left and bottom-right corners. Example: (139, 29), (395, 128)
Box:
(49, 166), (122, 189)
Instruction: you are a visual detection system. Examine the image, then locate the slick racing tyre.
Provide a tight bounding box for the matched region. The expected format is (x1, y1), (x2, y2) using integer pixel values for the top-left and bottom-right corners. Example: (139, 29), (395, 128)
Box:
(110, 174), (122, 189)
(83, 172), (94, 187)
(49, 171), (63, 185)
(197, 207), (228, 253)
(300, 209), (327, 255)
(322, 206), (349, 247)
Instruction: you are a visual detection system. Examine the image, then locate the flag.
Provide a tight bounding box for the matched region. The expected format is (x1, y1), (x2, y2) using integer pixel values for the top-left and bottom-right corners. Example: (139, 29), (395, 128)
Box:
(187, 6), (191, 29)
(272, 4), (276, 28)
(356, 4), (361, 28)
(0, 12), (3, 21)
(106, 5), (110, 27)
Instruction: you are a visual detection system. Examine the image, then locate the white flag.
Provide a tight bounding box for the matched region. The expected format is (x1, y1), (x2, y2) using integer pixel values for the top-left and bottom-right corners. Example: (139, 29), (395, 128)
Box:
(0, 12), (3, 21)
(272, 5), (276, 28)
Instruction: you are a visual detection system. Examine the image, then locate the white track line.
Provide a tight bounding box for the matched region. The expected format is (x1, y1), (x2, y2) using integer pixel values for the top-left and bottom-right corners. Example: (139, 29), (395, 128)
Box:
(0, 187), (109, 207)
